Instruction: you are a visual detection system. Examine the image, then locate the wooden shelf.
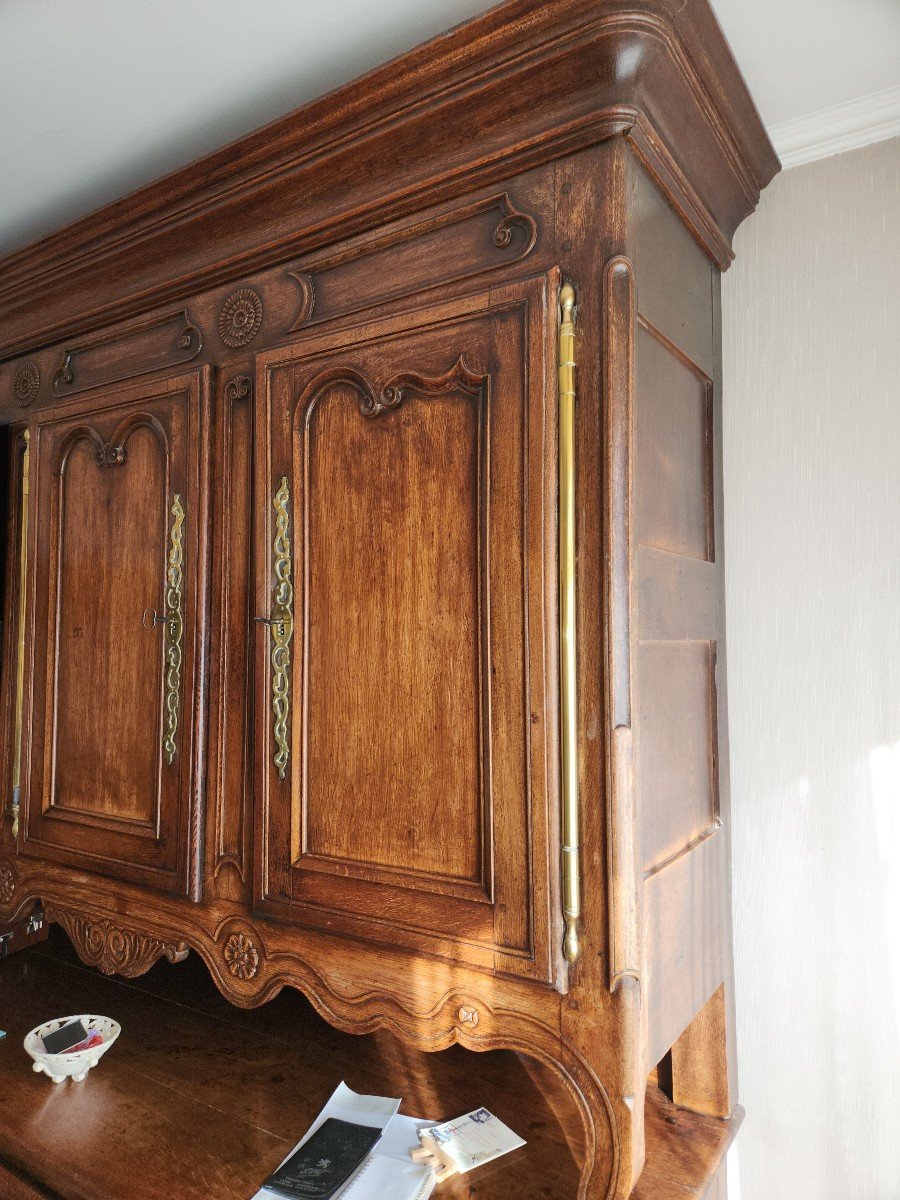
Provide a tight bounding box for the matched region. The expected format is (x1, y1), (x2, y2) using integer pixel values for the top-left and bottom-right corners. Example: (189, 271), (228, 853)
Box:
(0, 932), (736, 1198)
(638, 1087), (741, 1199)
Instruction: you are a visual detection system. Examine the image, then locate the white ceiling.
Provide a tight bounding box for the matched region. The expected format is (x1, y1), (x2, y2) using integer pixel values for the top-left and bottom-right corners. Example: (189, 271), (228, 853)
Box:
(0, 0), (898, 259)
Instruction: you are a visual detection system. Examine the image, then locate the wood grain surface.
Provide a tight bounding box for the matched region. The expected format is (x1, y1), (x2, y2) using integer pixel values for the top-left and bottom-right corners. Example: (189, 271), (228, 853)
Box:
(0, 933), (738, 1200)
(0, 3), (781, 1197)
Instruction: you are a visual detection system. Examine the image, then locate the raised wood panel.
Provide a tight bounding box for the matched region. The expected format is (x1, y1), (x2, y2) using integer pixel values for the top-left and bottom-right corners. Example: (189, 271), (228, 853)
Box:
(290, 190), (540, 332)
(628, 161), (716, 379)
(638, 639), (720, 874)
(635, 323), (713, 564)
(21, 371), (210, 897)
(254, 276), (560, 983)
(636, 546), (718, 643)
(645, 830), (727, 1067)
(51, 310), (202, 399)
(304, 380), (485, 886)
(633, 302), (721, 879)
(54, 425), (165, 830)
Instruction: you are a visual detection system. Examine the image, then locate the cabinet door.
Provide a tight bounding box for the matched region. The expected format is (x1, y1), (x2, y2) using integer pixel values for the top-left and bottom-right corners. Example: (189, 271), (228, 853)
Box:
(22, 371), (209, 896)
(253, 277), (562, 983)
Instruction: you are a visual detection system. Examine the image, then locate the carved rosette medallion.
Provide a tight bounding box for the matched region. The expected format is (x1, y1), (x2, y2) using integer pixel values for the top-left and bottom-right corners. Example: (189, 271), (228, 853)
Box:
(45, 905), (189, 977)
(223, 931), (260, 980)
(219, 289), (263, 348)
(0, 863), (16, 904)
(13, 361), (40, 408)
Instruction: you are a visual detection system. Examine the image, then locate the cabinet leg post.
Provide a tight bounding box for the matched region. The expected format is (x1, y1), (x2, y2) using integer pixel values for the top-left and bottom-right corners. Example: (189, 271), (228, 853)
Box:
(668, 984), (734, 1119)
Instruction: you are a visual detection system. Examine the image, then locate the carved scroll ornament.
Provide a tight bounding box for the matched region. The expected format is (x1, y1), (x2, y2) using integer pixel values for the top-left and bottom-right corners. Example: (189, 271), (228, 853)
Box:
(52, 310), (201, 396)
(45, 904), (189, 977)
(301, 356), (484, 424)
(224, 374), (252, 403)
(0, 863), (15, 904)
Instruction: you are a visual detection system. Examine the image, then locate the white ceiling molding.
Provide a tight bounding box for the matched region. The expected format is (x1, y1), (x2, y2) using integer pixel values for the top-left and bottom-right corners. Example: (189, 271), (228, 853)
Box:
(770, 85), (900, 168)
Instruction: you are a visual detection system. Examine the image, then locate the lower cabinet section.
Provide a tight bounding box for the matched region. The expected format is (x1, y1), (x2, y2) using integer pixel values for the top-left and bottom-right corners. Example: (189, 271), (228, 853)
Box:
(0, 925), (740, 1200)
(0, 872), (634, 1199)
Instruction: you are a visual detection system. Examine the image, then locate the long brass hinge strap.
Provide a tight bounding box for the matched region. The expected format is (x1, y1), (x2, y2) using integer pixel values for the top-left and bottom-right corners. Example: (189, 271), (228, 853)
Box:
(163, 493), (185, 765)
(270, 476), (294, 781)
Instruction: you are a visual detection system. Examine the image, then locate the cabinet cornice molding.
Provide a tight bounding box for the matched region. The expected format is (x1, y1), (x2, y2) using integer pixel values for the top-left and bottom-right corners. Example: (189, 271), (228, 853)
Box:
(0, 0), (776, 366)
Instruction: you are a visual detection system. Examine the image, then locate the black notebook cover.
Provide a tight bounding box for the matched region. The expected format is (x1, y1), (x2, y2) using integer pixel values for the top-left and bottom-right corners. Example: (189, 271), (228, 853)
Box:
(262, 1117), (382, 1200)
(41, 1020), (88, 1055)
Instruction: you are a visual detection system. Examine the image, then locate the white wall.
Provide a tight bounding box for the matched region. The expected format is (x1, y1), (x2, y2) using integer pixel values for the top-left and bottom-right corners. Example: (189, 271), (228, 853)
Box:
(722, 136), (900, 1200)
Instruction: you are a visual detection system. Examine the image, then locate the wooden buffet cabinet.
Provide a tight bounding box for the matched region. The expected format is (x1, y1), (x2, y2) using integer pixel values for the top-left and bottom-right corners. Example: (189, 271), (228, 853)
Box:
(0, 2), (777, 1196)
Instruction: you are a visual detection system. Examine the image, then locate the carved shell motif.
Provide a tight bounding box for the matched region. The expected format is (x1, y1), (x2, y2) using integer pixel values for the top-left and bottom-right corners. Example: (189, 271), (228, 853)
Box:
(0, 864), (15, 904)
(218, 288), (263, 348)
(223, 931), (260, 980)
(13, 361), (40, 408)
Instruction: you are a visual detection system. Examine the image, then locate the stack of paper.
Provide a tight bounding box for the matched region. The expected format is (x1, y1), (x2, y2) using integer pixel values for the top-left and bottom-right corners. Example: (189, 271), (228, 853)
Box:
(336, 1113), (436, 1200)
(252, 1084), (436, 1200)
(253, 1083), (526, 1200)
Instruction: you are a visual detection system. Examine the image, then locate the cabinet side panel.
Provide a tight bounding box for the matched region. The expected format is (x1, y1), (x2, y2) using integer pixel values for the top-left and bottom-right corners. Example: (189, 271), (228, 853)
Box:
(627, 156), (732, 1079)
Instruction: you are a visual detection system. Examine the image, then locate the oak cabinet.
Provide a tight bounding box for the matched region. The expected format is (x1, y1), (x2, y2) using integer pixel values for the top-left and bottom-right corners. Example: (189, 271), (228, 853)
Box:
(253, 277), (562, 983)
(21, 372), (209, 896)
(0, 2), (778, 1197)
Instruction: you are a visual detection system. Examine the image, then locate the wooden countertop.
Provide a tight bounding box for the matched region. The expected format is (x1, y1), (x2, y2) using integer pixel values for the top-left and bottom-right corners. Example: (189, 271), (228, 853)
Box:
(0, 931), (738, 1199)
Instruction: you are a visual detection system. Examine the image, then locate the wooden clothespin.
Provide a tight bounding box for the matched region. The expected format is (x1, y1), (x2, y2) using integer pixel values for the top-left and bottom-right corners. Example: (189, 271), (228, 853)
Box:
(411, 1136), (460, 1183)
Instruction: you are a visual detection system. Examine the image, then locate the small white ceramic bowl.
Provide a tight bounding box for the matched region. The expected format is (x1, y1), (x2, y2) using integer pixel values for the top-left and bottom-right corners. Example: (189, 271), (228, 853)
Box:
(24, 1015), (120, 1084)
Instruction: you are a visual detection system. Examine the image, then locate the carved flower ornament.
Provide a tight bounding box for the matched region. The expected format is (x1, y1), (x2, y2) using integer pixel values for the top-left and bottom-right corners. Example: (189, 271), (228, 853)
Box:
(0, 864), (14, 904)
(218, 289), (263, 348)
(223, 931), (260, 980)
(13, 361), (40, 408)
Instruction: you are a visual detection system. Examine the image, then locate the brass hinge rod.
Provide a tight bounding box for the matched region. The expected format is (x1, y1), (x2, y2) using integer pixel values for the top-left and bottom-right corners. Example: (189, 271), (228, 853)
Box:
(559, 283), (580, 965)
(11, 430), (30, 839)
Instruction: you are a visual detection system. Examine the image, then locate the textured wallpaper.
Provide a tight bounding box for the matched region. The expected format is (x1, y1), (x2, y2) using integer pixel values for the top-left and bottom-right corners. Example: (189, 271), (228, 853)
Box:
(722, 136), (900, 1200)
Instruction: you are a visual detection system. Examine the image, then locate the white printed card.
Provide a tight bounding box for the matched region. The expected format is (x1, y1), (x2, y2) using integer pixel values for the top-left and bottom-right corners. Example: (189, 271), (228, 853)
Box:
(419, 1108), (525, 1174)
